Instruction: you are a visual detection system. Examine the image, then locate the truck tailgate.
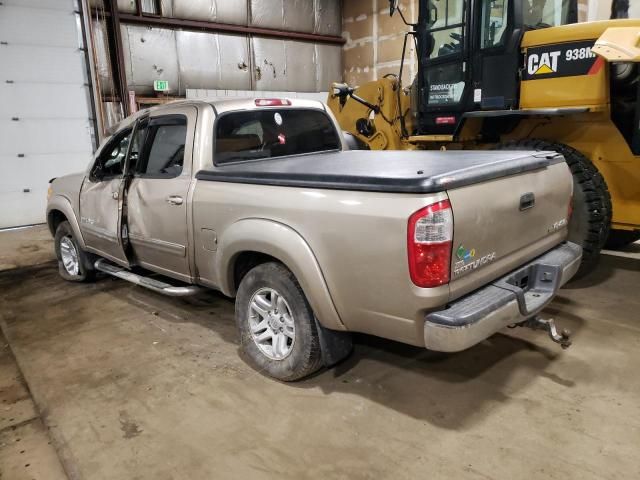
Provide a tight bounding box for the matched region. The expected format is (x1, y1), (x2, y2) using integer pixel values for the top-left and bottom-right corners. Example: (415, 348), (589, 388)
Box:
(447, 159), (573, 301)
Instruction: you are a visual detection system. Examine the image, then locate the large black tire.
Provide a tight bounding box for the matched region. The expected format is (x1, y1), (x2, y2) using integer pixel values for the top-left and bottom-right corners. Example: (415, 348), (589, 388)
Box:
(606, 229), (640, 249)
(495, 140), (612, 272)
(54, 221), (96, 282)
(235, 262), (323, 381)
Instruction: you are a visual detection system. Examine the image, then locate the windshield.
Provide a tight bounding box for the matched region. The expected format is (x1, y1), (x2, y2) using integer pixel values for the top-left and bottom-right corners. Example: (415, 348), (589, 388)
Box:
(524, 0), (574, 29)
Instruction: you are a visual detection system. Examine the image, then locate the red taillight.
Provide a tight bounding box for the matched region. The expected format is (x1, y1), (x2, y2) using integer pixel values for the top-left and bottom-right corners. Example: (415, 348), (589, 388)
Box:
(407, 200), (453, 288)
(255, 98), (291, 106)
(568, 195), (573, 220)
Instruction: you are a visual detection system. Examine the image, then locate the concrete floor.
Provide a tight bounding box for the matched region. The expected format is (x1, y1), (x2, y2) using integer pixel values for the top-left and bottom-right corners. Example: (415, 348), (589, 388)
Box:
(0, 225), (639, 479)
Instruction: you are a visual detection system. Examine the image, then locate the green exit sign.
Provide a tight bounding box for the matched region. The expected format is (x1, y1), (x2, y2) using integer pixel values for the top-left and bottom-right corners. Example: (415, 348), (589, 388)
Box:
(154, 80), (169, 92)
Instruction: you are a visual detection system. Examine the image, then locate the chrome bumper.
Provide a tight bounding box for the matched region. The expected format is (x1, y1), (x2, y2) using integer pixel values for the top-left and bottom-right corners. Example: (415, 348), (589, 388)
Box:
(423, 242), (582, 352)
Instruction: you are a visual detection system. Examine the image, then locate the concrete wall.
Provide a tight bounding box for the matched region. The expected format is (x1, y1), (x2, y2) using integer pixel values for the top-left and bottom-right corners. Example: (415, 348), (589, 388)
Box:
(342, 0), (418, 87)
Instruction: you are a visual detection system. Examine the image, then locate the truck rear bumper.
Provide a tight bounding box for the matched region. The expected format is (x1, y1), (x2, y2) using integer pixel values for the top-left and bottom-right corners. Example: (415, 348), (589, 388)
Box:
(423, 242), (582, 352)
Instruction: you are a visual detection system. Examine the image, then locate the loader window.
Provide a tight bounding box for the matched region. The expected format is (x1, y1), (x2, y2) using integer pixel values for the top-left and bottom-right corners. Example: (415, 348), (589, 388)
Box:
(524, 0), (573, 29)
(425, 0), (464, 60)
(481, 0), (510, 49)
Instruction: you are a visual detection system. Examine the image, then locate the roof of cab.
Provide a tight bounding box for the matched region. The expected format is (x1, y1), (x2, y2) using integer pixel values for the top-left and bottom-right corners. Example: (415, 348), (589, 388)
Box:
(109, 97), (327, 134)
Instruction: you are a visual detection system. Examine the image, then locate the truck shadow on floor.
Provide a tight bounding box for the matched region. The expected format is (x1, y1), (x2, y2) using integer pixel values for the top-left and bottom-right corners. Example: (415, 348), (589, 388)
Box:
(290, 317), (589, 430)
(0, 261), (590, 432)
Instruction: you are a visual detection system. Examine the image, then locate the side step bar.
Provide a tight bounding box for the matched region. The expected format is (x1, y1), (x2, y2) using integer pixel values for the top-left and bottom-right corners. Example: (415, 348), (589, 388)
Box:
(94, 259), (203, 297)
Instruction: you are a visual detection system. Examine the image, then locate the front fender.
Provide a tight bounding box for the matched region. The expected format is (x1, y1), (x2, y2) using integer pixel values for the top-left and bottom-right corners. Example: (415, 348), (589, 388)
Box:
(46, 195), (86, 249)
(216, 218), (345, 331)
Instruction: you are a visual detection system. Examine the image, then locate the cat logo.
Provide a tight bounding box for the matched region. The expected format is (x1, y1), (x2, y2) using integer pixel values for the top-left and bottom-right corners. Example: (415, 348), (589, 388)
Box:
(527, 50), (561, 75)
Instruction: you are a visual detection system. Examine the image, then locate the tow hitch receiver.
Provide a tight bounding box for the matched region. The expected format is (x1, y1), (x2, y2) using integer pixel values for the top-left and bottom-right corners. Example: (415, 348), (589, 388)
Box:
(514, 316), (572, 349)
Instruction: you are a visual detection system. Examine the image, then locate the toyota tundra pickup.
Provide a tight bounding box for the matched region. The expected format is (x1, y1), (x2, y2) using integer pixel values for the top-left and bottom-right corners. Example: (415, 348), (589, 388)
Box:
(46, 98), (581, 381)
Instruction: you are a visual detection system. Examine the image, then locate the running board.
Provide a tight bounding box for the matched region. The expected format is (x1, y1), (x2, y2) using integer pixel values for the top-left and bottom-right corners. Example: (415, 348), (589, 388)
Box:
(94, 259), (203, 297)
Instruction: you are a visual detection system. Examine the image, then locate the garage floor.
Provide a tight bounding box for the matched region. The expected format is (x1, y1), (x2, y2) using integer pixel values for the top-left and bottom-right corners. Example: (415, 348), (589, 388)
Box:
(1, 226), (639, 479)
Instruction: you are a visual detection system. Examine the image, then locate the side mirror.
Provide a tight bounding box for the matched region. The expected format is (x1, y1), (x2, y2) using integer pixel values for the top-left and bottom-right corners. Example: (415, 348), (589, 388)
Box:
(389, 0), (399, 16)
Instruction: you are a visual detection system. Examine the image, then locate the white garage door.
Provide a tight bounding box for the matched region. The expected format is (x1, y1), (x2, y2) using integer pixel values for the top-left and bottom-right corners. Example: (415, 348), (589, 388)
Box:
(0, 0), (95, 228)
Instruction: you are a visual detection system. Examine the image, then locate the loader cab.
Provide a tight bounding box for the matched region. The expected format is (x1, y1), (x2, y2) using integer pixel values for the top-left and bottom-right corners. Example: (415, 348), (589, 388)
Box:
(415, 0), (578, 136)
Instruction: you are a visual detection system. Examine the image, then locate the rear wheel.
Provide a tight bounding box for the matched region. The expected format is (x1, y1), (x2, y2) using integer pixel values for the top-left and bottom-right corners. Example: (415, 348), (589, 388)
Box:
(495, 140), (612, 273)
(235, 262), (322, 381)
(54, 221), (95, 282)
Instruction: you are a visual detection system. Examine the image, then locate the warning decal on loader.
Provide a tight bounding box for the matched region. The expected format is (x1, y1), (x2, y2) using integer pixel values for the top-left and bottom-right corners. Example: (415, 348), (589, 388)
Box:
(523, 40), (603, 80)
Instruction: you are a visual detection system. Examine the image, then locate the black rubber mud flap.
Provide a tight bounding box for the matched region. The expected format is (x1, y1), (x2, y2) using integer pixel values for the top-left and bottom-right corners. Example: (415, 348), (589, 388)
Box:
(313, 317), (353, 367)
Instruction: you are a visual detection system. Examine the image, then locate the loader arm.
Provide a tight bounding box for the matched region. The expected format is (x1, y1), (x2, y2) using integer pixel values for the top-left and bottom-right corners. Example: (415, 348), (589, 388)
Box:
(326, 77), (411, 150)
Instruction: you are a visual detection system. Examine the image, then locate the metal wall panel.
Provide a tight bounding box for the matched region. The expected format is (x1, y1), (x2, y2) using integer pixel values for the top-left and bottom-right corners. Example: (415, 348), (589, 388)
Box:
(251, 37), (316, 91)
(169, 0), (248, 24)
(92, 20), (115, 96)
(121, 25), (180, 95)
(118, 0), (136, 13)
(314, 0), (341, 35)
(314, 43), (342, 91)
(250, 0), (315, 33)
(176, 31), (251, 91)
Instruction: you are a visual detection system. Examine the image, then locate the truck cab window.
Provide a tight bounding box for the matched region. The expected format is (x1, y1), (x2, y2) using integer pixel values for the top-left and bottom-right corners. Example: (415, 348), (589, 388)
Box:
(91, 129), (131, 180)
(136, 115), (187, 177)
(215, 109), (341, 164)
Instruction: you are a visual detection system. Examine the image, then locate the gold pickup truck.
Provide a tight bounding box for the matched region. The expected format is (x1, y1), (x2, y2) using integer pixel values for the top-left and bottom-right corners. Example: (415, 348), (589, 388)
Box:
(46, 98), (581, 381)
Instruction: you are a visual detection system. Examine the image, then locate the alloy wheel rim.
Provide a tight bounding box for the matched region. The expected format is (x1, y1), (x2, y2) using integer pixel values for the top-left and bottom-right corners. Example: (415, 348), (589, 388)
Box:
(59, 236), (80, 276)
(248, 287), (295, 360)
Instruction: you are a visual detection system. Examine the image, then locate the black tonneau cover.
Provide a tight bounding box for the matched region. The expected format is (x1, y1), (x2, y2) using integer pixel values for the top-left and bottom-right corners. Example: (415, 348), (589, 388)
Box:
(195, 150), (563, 194)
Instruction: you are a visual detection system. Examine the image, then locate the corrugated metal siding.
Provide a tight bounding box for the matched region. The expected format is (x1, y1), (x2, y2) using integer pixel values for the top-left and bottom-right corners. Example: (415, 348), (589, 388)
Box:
(177, 31), (251, 91)
(93, 0), (341, 95)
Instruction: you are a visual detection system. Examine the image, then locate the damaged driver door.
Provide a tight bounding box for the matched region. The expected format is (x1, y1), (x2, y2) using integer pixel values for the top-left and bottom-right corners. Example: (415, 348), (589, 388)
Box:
(78, 128), (131, 266)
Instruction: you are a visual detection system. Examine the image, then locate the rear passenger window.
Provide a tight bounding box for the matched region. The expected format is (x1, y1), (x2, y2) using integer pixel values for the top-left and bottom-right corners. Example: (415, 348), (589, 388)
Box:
(215, 109), (341, 164)
(136, 115), (187, 177)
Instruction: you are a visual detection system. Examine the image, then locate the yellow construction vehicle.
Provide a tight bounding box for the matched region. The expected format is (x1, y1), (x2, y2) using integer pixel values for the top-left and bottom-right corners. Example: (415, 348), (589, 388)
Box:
(328, 0), (640, 270)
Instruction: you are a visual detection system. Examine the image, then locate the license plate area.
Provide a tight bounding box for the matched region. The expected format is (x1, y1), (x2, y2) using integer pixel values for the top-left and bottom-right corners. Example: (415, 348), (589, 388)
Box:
(494, 263), (561, 316)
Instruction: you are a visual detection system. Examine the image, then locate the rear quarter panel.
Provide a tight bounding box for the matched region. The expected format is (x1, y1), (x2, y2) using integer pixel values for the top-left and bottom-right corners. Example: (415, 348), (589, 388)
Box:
(192, 181), (448, 346)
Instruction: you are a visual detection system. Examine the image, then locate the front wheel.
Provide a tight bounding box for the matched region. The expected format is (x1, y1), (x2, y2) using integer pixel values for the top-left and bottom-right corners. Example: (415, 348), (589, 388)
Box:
(235, 262), (322, 381)
(495, 140), (612, 273)
(54, 221), (95, 282)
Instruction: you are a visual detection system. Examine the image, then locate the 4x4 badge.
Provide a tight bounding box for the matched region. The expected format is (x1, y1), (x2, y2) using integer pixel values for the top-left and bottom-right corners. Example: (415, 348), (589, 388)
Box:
(456, 245), (476, 261)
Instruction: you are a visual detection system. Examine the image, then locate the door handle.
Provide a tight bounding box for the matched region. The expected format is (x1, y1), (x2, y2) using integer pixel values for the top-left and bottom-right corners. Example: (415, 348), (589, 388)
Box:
(112, 191), (119, 200)
(166, 195), (183, 206)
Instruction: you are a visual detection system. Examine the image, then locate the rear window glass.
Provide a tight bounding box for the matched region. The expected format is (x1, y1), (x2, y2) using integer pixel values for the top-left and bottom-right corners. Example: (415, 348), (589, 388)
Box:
(214, 109), (341, 164)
